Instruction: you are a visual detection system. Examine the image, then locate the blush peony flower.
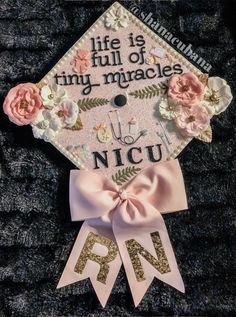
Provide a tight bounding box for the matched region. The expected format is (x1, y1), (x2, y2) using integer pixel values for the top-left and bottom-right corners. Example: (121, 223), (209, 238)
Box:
(56, 100), (78, 127)
(175, 104), (210, 138)
(3, 83), (42, 126)
(168, 72), (205, 107)
(70, 49), (91, 74)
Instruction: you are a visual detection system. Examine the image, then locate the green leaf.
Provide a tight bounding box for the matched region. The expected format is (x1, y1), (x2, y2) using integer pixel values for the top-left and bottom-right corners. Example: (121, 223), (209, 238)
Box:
(129, 82), (168, 99)
(78, 97), (110, 112)
(111, 166), (142, 186)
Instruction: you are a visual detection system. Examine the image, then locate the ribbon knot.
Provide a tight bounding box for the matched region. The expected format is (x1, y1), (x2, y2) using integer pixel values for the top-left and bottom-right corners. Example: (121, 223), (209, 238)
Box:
(58, 159), (188, 307)
(118, 189), (128, 201)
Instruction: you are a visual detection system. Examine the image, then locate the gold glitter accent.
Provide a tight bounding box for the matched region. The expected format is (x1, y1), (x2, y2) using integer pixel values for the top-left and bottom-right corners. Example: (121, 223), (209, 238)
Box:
(205, 89), (220, 104)
(198, 73), (209, 86)
(125, 231), (171, 282)
(210, 92), (220, 103)
(36, 81), (46, 89)
(74, 232), (118, 284)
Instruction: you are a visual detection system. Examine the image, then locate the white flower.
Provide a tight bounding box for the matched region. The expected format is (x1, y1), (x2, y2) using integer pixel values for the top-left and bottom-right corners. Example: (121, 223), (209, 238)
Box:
(41, 84), (67, 109)
(204, 77), (233, 115)
(105, 7), (129, 31)
(159, 97), (181, 120)
(57, 100), (78, 127)
(31, 109), (63, 142)
(200, 100), (215, 116)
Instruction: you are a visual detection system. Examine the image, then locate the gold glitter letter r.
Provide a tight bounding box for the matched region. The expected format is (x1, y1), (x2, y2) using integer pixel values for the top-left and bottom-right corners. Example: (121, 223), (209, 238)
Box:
(74, 232), (118, 284)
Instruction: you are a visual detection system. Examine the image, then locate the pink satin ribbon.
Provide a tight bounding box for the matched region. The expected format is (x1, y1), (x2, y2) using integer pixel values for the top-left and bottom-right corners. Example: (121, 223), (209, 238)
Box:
(57, 159), (188, 307)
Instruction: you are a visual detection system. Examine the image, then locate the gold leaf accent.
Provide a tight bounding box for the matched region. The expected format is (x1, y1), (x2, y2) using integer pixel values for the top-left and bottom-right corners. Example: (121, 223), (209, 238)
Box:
(195, 125), (212, 143)
(197, 73), (209, 86)
(36, 81), (46, 89)
(67, 115), (83, 131)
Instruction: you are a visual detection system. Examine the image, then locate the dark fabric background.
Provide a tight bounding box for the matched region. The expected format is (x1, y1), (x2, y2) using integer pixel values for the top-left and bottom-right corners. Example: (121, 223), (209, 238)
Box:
(0, 0), (236, 316)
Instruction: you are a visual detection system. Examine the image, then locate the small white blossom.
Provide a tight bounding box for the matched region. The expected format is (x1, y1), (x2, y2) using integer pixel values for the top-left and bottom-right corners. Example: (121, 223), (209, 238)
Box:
(41, 84), (67, 109)
(31, 109), (63, 142)
(204, 77), (232, 115)
(159, 97), (181, 120)
(105, 7), (129, 31)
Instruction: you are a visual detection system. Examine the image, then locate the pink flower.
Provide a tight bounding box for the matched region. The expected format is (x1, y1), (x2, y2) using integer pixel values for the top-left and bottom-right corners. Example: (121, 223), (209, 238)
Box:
(56, 100), (78, 127)
(168, 72), (204, 107)
(175, 104), (210, 137)
(3, 83), (43, 126)
(70, 49), (90, 74)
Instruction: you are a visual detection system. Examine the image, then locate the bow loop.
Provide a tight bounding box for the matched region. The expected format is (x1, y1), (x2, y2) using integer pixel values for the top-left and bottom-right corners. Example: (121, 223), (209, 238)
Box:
(124, 159), (188, 214)
(69, 170), (119, 221)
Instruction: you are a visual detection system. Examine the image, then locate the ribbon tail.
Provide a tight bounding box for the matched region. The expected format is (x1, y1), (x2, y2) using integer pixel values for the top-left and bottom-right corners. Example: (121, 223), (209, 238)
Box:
(57, 219), (122, 307)
(112, 203), (185, 307)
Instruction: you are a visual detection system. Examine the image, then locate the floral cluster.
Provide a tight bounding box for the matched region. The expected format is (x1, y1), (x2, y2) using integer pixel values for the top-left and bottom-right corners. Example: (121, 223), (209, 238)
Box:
(159, 72), (233, 140)
(3, 83), (81, 142)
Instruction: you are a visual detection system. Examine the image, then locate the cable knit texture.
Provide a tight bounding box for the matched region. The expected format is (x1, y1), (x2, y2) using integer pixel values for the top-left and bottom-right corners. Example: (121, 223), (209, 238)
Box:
(0, 0), (235, 316)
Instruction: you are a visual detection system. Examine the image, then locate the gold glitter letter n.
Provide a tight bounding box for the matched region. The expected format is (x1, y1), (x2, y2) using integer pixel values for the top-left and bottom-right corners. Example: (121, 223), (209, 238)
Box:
(74, 232), (118, 284)
(125, 231), (171, 282)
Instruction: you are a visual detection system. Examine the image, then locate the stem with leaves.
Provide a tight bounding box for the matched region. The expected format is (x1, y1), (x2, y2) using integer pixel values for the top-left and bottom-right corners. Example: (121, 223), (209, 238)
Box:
(78, 97), (110, 112)
(112, 166), (141, 186)
(129, 82), (168, 99)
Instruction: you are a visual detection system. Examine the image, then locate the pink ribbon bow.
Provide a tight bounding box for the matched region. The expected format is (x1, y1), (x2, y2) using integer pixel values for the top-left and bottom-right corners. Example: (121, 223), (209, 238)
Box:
(57, 159), (188, 307)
